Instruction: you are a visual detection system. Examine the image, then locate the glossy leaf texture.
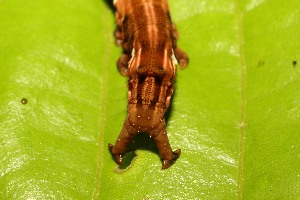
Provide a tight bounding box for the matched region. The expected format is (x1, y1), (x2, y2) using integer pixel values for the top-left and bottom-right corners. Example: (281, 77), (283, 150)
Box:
(0, 0), (299, 199)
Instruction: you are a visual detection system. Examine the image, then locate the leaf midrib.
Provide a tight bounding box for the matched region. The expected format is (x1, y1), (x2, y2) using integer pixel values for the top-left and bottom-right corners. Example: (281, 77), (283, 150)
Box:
(235, 0), (246, 199)
(92, 4), (112, 199)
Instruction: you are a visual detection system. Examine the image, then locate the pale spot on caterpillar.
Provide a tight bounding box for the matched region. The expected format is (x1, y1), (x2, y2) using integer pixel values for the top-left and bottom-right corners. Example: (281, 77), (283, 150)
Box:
(171, 49), (178, 66)
(128, 48), (135, 67)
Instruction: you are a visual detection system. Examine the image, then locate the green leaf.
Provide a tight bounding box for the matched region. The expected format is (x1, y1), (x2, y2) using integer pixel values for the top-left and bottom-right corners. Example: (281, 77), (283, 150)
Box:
(0, 0), (299, 199)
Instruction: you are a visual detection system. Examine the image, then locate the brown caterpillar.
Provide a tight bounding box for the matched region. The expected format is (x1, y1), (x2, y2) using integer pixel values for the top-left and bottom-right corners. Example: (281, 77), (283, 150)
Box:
(108, 0), (188, 169)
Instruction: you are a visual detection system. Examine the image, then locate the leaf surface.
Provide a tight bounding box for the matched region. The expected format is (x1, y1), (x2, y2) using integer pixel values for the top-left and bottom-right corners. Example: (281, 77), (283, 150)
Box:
(0, 0), (299, 199)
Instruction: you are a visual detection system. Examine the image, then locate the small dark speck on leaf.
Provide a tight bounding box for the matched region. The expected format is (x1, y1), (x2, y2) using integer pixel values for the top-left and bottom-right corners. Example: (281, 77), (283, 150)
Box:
(257, 60), (265, 67)
(21, 98), (28, 105)
(292, 60), (297, 67)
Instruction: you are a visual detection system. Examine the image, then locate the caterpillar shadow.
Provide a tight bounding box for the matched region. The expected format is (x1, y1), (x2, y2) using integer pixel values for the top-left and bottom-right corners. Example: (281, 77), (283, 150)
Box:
(103, 0), (115, 12)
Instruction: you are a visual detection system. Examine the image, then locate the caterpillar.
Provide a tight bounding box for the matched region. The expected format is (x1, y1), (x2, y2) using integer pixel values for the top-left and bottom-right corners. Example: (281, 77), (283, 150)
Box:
(108, 0), (188, 169)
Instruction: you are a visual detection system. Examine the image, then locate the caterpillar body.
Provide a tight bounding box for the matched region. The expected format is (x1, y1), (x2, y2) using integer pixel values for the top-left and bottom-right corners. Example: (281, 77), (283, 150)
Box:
(108, 0), (189, 169)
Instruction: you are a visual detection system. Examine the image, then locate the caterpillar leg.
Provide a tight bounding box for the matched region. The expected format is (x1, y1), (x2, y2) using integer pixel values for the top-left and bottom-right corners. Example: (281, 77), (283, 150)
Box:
(117, 53), (130, 76)
(108, 118), (137, 165)
(174, 47), (189, 69)
(150, 121), (181, 169)
(114, 26), (123, 46)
